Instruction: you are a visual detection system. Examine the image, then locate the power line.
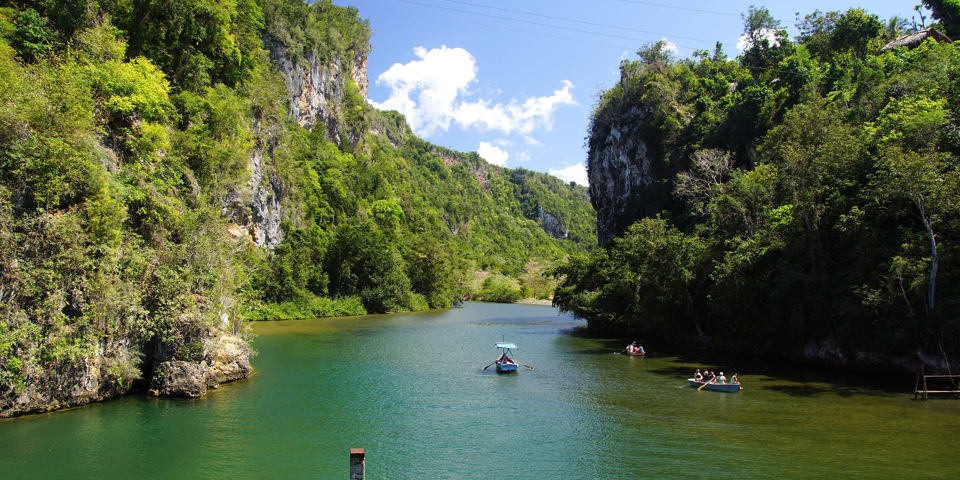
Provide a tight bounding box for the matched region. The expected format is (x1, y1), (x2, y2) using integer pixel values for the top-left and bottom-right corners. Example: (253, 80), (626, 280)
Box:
(354, 0), (639, 49)
(387, 0), (718, 48)
(614, 0), (740, 17)
(435, 0), (718, 44)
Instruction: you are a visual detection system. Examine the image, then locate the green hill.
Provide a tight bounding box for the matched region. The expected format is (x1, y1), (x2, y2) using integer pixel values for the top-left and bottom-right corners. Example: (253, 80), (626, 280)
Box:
(556, 6), (960, 370)
(0, 0), (594, 416)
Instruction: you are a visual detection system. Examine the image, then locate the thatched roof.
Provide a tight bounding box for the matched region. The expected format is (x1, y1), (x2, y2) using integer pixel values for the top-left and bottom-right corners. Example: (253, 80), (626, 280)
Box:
(881, 28), (953, 52)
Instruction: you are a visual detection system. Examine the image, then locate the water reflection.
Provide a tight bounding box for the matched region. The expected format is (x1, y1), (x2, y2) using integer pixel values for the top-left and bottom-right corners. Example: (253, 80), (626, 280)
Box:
(1, 302), (958, 479)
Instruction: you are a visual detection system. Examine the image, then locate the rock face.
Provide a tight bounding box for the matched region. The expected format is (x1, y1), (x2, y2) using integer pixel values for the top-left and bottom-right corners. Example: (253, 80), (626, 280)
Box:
(0, 339), (136, 418)
(538, 206), (569, 239)
(148, 332), (251, 398)
(268, 40), (369, 144)
(249, 144), (284, 249)
(221, 41), (369, 250)
(0, 330), (252, 417)
(221, 141), (285, 249)
(588, 115), (658, 246)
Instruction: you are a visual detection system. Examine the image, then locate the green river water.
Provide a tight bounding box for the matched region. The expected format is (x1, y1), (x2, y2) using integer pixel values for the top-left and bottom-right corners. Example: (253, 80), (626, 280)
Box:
(1, 302), (958, 479)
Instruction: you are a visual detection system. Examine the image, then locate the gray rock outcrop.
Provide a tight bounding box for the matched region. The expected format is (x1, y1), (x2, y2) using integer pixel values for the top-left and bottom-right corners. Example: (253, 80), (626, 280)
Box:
(538, 206), (569, 239)
(588, 116), (658, 245)
(0, 338), (137, 418)
(221, 41), (369, 250)
(148, 331), (251, 398)
(268, 40), (369, 145)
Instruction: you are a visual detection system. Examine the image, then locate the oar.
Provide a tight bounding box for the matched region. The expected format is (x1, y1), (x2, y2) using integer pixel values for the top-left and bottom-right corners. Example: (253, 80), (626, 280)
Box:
(519, 363), (534, 370)
(482, 361), (497, 370)
(698, 379), (713, 390)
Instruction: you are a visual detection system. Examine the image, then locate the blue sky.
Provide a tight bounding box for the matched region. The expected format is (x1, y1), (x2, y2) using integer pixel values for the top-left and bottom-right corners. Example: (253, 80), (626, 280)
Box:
(333, 1), (919, 185)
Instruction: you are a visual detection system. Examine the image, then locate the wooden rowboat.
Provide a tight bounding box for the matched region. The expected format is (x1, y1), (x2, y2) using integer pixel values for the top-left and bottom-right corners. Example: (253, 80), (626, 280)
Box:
(495, 342), (519, 373)
(688, 378), (742, 393)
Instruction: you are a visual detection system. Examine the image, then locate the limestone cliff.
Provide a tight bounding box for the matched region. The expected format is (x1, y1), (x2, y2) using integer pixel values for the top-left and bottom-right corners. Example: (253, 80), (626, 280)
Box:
(587, 105), (675, 245)
(221, 41), (369, 250)
(268, 40), (369, 145)
(538, 206), (569, 239)
(0, 0), (374, 419)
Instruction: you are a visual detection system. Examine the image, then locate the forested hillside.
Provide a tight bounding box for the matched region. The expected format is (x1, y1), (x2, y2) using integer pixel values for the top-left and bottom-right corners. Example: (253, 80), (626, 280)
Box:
(0, 0), (594, 416)
(555, 3), (960, 370)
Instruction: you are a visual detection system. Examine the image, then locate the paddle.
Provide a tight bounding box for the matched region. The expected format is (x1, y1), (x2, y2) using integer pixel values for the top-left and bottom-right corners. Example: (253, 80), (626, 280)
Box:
(698, 378), (713, 390)
(481, 361), (497, 370)
(519, 363), (534, 370)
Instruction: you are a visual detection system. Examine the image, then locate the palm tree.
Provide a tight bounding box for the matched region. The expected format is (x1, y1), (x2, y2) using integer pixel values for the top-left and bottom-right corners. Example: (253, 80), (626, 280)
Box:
(886, 15), (912, 39)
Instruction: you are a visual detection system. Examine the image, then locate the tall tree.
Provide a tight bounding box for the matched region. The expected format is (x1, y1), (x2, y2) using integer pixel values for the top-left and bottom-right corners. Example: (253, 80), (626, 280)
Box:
(922, 0), (960, 38)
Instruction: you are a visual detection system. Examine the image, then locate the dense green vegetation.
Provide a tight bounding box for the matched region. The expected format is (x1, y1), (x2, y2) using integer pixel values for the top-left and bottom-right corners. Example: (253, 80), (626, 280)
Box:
(554, 4), (960, 365)
(0, 0), (594, 392)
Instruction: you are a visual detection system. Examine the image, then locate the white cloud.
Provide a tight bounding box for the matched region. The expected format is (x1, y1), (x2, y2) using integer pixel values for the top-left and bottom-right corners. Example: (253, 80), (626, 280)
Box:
(371, 45), (477, 137)
(737, 28), (780, 52)
(371, 46), (576, 137)
(660, 38), (678, 55)
(550, 163), (588, 186)
(478, 142), (508, 166)
(523, 136), (542, 146)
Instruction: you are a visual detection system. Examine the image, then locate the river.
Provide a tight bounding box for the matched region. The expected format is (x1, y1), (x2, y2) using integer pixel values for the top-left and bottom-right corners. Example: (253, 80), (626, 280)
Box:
(1, 302), (958, 479)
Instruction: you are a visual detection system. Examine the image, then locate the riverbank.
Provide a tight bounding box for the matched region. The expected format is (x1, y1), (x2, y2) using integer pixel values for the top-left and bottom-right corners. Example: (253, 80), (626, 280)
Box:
(0, 329), (251, 419)
(5, 302), (957, 479)
(516, 299), (553, 306)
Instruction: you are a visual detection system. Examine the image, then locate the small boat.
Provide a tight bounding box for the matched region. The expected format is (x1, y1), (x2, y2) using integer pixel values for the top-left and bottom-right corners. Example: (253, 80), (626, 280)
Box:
(494, 342), (519, 373)
(688, 378), (742, 393)
(625, 342), (645, 356)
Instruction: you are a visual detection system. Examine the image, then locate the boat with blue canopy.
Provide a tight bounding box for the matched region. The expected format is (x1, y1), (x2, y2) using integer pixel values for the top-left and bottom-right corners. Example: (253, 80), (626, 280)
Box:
(494, 342), (519, 373)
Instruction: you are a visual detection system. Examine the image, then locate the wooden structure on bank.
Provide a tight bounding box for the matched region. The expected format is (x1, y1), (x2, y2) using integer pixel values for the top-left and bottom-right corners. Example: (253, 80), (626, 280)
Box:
(350, 448), (365, 479)
(914, 366), (960, 399)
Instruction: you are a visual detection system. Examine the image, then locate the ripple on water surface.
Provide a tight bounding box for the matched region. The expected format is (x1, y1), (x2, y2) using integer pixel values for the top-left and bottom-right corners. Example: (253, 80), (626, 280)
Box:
(1, 303), (959, 479)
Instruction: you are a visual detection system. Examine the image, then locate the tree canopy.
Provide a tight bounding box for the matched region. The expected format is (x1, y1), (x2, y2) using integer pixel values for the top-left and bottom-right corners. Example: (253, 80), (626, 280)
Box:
(0, 0), (595, 394)
(561, 6), (960, 367)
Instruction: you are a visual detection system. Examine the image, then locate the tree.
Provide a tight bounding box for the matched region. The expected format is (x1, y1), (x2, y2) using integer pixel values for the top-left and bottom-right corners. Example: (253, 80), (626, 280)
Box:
(760, 98), (862, 274)
(797, 9), (842, 61)
(873, 146), (958, 368)
(637, 40), (675, 69)
(830, 9), (883, 61)
(922, 0), (960, 38)
(126, 0), (265, 91)
(742, 5), (781, 48)
(10, 8), (54, 63)
(673, 149), (734, 216)
(739, 6), (791, 79)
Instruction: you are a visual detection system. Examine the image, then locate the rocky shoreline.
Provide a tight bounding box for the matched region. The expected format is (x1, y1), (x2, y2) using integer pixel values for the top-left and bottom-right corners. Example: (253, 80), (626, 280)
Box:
(0, 330), (251, 418)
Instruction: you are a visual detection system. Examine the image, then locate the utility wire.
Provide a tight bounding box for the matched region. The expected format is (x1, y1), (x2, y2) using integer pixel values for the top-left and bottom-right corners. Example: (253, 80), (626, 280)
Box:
(435, 0), (718, 43)
(355, 0), (899, 84)
(614, 0), (740, 17)
(389, 0), (718, 48)
(354, 0), (639, 49)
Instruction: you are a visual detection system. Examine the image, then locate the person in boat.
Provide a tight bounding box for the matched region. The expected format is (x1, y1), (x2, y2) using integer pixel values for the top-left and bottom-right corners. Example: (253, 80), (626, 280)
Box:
(626, 341), (637, 354)
(731, 373), (739, 384)
(637, 344), (645, 354)
(498, 353), (515, 365)
(694, 369), (703, 382)
(718, 372), (727, 384)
